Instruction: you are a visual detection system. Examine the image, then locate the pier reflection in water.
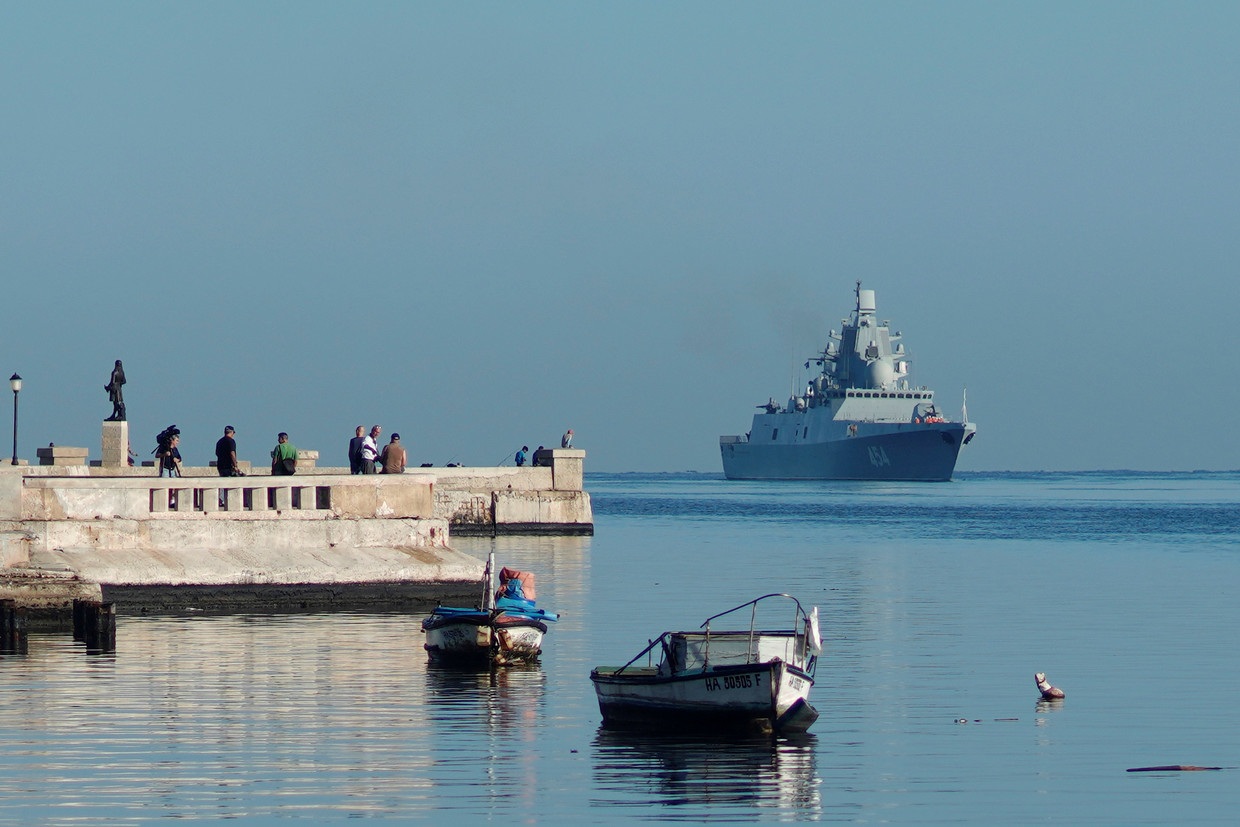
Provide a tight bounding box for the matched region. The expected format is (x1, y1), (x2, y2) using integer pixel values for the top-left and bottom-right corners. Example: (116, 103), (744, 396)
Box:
(0, 536), (597, 822)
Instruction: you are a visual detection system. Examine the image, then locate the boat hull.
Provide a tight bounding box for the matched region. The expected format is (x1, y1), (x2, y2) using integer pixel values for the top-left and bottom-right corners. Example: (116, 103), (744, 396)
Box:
(423, 612), (548, 665)
(590, 660), (818, 734)
(721, 421), (974, 481)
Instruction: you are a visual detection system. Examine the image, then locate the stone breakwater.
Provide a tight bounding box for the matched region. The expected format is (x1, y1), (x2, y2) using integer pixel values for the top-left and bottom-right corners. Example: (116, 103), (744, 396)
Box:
(0, 449), (592, 616)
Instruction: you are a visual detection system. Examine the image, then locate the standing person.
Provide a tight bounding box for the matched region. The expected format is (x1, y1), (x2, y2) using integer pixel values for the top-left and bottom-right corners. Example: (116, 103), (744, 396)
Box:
(515, 445), (528, 467)
(105, 360), (126, 421)
(215, 426), (242, 477)
(159, 434), (183, 477)
(270, 432), (297, 476)
(348, 425), (366, 474)
(561, 429), (573, 448)
(381, 433), (407, 474)
(359, 425), (382, 474)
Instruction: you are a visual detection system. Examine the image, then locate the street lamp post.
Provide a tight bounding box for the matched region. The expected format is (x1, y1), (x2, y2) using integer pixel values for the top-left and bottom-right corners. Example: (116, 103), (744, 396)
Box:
(9, 373), (21, 466)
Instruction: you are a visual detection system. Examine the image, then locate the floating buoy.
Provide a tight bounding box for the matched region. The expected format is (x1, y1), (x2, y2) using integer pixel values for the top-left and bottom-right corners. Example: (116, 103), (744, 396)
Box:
(1035, 672), (1065, 699)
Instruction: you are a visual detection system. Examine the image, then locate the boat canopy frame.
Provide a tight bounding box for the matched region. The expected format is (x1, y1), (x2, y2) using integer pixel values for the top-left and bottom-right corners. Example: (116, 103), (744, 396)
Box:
(609, 593), (817, 677)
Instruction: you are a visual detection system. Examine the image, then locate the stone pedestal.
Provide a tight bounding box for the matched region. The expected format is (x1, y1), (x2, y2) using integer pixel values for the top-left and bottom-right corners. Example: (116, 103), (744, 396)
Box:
(101, 421), (129, 468)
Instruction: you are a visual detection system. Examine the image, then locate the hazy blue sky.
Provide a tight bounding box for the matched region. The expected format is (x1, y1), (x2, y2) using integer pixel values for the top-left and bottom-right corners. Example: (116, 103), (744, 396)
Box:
(4, 3), (1239, 472)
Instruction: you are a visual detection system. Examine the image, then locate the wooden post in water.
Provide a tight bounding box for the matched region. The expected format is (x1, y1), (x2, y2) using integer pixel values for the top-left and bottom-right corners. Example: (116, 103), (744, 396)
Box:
(0, 599), (27, 654)
(96, 602), (116, 653)
(72, 598), (87, 641)
(73, 599), (117, 653)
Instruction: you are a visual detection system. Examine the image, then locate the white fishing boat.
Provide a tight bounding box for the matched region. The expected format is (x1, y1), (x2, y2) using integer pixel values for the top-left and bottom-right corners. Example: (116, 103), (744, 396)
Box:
(421, 553), (559, 666)
(590, 594), (822, 734)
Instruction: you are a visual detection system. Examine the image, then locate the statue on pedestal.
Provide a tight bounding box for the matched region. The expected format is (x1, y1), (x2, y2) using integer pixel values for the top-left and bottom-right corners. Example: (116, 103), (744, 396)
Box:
(104, 360), (126, 421)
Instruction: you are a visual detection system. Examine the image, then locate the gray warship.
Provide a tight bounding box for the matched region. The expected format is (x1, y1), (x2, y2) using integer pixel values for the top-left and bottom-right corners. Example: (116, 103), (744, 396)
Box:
(720, 283), (976, 481)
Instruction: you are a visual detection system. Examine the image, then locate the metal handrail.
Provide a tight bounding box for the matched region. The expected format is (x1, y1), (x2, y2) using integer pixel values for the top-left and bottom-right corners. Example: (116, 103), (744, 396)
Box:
(700, 593), (805, 668)
(606, 594), (814, 676)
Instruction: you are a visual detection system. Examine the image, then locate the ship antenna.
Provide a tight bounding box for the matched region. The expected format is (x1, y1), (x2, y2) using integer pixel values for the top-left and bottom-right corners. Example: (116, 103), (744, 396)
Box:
(962, 387), (969, 424)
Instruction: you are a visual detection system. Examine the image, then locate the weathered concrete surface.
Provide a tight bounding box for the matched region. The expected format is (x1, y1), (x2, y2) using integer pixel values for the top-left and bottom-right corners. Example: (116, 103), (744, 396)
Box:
(10, 474), (438, 522)
(37, 446), (89, 466)
(28, 543), (478, 587)
(442, 489), (595, 536)
(0, 451), (593, 533)
(5, 541), (482, 614)
(429, 451), (593, 534)
(0, 567), (101, 611)
(0, 450), (592, 612)
(100, 581), (471, 614)
(28, 516), (448, 557)
(2, 472), (471, 613)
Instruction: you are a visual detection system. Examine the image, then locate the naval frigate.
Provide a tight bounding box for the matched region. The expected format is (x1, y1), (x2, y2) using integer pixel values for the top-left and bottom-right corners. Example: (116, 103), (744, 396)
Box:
(720, 283), (976, 481)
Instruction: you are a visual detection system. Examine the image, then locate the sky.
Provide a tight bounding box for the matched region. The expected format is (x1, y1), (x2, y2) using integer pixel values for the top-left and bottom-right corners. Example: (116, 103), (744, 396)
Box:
(4, 2), (1239, 473)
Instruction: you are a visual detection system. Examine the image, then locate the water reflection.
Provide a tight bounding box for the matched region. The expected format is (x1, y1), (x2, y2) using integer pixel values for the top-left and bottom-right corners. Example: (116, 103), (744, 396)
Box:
(425, 661), (547, 736)
(424, 662), (549, 815)
(591, 729), (821, 819)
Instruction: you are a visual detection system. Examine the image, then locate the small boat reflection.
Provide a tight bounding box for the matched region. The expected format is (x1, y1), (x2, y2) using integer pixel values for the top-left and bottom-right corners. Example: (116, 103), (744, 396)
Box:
(425, 660), (548, 694)
(425, 660), (548, 742)
(591, 728), (821, 813)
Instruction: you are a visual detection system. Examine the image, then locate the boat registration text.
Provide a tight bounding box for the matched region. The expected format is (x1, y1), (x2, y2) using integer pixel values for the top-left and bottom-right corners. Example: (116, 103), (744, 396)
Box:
(704, 674), (760, 691)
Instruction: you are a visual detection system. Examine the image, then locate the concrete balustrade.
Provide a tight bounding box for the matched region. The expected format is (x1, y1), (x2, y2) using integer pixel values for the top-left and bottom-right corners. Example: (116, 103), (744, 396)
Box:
(5, 474), (436, 522)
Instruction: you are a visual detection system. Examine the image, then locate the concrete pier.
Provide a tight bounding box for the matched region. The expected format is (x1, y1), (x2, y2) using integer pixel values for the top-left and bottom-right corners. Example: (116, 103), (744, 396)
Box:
(7, 448), (594, 534)
(0, 450), (592, 615)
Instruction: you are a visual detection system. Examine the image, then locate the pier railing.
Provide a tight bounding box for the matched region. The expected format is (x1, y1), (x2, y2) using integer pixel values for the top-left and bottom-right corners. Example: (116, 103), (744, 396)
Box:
(0, 449), (591, 537)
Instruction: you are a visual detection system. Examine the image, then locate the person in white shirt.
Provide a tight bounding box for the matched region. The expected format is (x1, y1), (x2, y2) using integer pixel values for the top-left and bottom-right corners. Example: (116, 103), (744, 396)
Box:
(360, 425), (382, 474)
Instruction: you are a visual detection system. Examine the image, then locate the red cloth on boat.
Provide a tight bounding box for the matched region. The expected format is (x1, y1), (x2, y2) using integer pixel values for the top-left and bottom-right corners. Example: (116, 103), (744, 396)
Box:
(496, 567), (536, 601)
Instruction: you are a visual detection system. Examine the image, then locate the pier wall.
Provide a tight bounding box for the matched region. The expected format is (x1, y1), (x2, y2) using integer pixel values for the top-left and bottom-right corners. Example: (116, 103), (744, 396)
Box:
(0, 449), (591, 612)
(0, 473), (475, 613)
(2, 448), (593, 536)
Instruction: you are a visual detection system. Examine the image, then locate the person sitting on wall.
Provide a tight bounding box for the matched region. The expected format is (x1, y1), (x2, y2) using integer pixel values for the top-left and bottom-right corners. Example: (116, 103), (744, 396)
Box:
(380, 433), (407, 474)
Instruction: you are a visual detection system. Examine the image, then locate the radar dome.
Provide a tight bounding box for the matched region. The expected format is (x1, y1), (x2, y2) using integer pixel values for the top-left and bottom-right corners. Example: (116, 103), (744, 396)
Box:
(867, 359), (895, 388)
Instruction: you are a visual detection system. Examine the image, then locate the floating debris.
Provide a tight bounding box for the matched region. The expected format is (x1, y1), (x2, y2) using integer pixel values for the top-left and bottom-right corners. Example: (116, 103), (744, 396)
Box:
(1127, 765), (1227, 773)
(1035, 672), (1065, 700)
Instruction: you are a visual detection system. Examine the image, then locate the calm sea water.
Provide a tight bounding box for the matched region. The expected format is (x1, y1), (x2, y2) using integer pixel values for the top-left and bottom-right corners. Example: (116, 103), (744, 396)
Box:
(3, 471), (1240, 824)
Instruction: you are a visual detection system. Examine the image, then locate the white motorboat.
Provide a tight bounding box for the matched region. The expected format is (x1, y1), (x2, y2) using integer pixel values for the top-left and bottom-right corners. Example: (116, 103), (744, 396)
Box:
(590, 594), (822, 734)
